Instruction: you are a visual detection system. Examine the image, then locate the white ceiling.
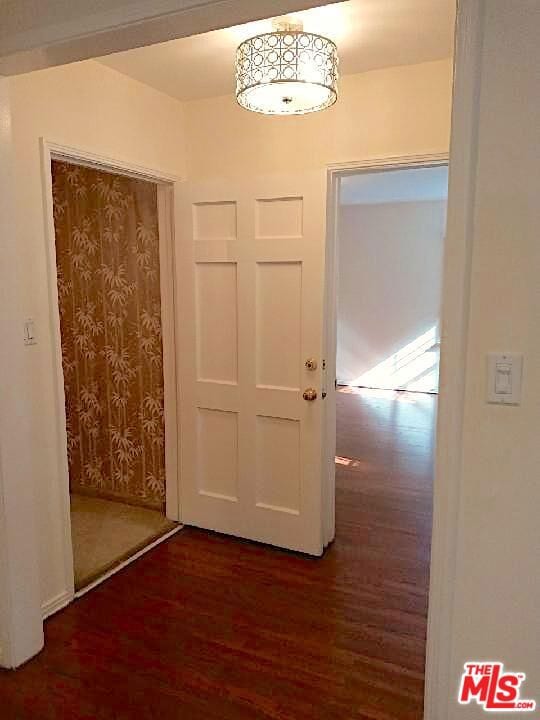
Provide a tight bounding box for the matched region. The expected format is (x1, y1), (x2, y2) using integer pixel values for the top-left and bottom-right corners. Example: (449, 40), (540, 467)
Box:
(98, 0), (455, 102)
(340, 165), (449, 205)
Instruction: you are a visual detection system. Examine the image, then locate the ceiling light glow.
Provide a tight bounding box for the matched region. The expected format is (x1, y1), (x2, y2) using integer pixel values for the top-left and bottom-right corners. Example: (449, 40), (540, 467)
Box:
(235, 19), (339, 116)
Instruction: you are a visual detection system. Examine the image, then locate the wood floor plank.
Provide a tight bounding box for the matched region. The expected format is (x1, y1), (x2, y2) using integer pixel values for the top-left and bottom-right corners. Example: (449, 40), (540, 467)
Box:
(0, 388), (434, 719)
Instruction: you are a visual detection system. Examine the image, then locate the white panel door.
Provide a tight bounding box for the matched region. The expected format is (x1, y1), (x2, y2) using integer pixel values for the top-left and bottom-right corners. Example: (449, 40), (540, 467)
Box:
(177, 172), (328, 555)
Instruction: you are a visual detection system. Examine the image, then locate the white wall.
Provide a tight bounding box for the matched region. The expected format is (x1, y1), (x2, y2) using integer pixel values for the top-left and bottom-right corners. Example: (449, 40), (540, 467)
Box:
(8, 59), (186, 613)
(183, 59), (453, 178)
(0, 79), (44, 667)
(443, 1), (540, 716)
(337, 199), (445, 390)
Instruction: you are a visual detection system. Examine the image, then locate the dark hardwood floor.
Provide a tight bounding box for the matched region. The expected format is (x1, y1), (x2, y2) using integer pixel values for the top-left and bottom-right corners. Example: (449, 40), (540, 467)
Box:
(0, 387), (435, 720)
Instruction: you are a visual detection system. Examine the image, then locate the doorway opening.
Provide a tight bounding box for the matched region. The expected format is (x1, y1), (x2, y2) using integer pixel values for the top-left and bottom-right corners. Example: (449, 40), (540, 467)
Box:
(48, 155), (180, 591)
(326, 159), (448, 705)
(336, 165), (448, 394)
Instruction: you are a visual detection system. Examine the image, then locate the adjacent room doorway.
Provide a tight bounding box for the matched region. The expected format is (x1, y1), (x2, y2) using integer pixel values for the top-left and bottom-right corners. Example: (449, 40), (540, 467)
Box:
(336, 164), (448, 394)
(326, 159), (448, 691)
(44, 146), (181, 594)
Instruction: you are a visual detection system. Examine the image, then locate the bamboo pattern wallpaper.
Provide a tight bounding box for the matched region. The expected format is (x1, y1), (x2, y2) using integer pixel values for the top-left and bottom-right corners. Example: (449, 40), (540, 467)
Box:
(52, 160), (166, 510)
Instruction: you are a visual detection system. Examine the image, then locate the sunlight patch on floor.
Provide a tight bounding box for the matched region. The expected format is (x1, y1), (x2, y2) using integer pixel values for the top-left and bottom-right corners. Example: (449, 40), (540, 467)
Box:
(347, 325), (440, 393)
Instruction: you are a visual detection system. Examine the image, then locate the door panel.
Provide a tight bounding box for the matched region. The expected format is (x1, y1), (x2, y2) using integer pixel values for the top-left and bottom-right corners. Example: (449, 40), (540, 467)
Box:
(178, 173), (327, 555)
(195, 262), (238, 383)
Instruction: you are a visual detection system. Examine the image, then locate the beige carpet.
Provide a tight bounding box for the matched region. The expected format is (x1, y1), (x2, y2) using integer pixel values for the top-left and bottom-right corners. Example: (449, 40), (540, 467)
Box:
(70, 494), (177, 590)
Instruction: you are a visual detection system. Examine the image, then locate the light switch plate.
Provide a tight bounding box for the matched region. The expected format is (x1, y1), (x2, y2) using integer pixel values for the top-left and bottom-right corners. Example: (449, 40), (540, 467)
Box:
(23, 318), (37, 346)
(487, 353), (523, 405)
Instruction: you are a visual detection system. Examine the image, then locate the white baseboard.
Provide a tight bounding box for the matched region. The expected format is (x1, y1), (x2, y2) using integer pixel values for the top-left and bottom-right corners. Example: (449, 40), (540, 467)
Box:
(75, 524), (182, 599)
(41, 524), (183, 617)
(42, 590), (74, 619)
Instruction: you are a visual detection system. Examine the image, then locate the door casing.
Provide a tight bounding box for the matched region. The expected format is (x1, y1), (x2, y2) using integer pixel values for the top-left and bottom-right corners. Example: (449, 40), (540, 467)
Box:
(39, 138), (183, 616)
(323, 153), (449, 550)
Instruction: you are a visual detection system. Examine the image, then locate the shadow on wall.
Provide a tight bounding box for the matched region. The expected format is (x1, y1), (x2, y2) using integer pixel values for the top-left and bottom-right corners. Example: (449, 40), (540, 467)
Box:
(345, 325), (440, 393)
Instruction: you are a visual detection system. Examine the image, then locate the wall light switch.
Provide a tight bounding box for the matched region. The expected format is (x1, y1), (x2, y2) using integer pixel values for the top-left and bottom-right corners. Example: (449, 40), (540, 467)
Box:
(487, 353), (522, 405)
(23, 318), (37, 346)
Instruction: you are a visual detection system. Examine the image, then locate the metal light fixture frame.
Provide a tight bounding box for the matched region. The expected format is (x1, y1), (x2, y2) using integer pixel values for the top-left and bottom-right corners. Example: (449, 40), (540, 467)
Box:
(235, 25), (339, 115)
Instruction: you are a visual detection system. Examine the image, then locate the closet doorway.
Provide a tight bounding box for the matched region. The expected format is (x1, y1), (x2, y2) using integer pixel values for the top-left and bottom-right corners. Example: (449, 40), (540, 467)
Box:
(46, 147), (180, 592)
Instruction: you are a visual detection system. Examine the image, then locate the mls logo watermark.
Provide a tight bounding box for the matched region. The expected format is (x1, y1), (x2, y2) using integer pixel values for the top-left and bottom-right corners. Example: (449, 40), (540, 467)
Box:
(459, 663), (536, 712)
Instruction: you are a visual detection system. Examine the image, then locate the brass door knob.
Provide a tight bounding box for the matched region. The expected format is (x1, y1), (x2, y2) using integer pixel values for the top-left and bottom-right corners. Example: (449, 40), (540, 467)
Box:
(303, 388), (318, 402)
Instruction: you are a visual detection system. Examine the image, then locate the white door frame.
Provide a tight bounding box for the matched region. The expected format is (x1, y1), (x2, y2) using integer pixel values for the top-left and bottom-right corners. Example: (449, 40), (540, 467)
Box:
(425, 2), (484, 717)
(39, 139), (183, 615)
(323, 152), (449, 551)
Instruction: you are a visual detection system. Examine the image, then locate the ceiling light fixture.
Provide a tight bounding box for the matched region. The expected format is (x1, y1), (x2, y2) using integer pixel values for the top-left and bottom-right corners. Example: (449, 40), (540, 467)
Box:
(235, 18), (339, 116)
